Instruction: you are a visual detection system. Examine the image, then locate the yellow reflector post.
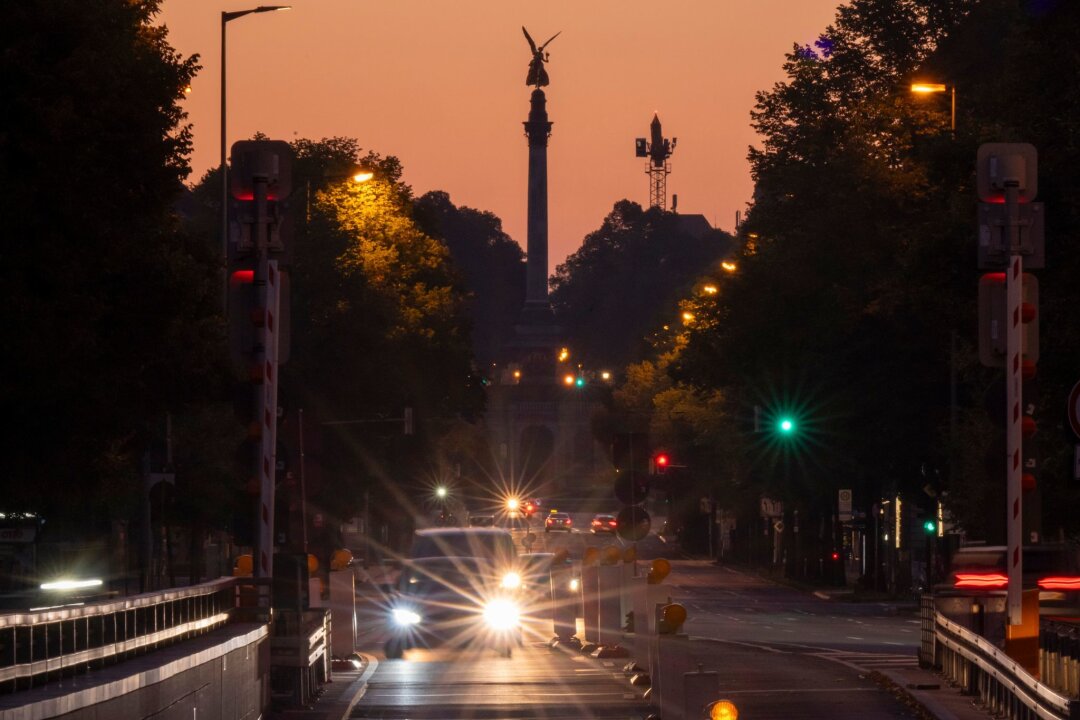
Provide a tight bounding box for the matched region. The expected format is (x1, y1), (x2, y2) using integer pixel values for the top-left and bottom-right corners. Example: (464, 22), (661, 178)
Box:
(582, 547), (600, 566)
(648, 557), (671, 584)
(330, 548), (353, 571)
(234, 554), (253, 576)
(660, 602), (687, 631)
(708, 699), (739, 720)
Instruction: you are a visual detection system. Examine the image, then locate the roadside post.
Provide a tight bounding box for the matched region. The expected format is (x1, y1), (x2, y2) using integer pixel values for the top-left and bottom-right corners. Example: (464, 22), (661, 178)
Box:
(596, 546), (628, 655)
(976, 143), (1041, 627)
(652, 603), (689, 719)
(684, 665), (719, 720)
(580, 546), (600, 649)
(549, 548), (578, 646)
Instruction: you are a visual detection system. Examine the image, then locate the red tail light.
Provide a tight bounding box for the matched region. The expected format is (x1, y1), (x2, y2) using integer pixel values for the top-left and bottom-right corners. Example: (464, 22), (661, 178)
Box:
(1038, 576), (1080, 591)
(830, 552), (840, 561)
(565, 519), (572, 525)
(608, 520), (617, 526)
(955, 573), (1008, 589)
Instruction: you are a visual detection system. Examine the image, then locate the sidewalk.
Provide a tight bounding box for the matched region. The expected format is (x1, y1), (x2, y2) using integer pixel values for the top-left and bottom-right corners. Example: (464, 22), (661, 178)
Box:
(267, 653), (378, 720)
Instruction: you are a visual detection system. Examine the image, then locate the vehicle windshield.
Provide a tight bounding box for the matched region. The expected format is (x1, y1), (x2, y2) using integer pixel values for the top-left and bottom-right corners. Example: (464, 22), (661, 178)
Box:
(409, 531), (517, 564)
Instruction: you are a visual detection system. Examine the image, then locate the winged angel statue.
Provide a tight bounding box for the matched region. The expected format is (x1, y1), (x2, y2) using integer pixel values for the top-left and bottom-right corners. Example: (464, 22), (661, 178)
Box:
(523, 26), (561, 88)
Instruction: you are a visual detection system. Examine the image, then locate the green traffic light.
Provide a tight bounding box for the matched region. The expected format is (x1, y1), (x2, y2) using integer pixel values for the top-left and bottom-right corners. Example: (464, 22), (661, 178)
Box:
(575, 377), (585, 387)
(778, 418), (795, 433)
(923, 519), (936, 533)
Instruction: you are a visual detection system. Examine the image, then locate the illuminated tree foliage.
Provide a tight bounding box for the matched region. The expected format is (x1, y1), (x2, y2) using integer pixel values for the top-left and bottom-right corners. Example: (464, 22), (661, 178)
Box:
(283, 139), (483, 532)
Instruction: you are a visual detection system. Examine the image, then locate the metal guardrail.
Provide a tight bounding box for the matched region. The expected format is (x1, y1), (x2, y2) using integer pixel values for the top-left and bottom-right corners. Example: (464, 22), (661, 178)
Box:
(0, 577), (241, 694)
(929, 605), (1080, 720)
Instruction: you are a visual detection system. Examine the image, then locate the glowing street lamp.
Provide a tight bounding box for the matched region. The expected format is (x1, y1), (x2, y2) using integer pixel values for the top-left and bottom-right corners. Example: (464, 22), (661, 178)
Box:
(435, 486), (448, 500)
(506, 497), (520, 512)
(910, 82), (955, 131)
(721, 261), (737, 273)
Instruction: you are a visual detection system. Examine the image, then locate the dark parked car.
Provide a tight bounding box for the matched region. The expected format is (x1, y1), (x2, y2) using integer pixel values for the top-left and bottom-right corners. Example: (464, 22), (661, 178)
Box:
(386, 528), (524, 659)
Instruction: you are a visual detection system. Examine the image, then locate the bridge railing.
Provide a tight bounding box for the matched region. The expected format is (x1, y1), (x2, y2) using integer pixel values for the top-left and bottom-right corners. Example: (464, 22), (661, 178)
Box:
(923, 598), (1080, 720)
(0, 577), (246, 694)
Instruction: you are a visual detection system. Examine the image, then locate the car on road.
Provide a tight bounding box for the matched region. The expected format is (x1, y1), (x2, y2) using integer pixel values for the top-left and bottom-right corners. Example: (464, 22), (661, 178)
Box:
(468, 514), (495, 527)
(590, 514), (617, 534)
(938, 544), (1080, 603)
(386, 528), (524, 660)
(544, 512), (573, 533)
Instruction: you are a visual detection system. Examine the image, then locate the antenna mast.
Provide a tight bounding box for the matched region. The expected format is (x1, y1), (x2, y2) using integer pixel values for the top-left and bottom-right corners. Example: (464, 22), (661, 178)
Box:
(634, 113), (677, 209)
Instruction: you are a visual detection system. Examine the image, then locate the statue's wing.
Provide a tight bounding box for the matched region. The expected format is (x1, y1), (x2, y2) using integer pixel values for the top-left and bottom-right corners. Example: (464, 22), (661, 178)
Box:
(538, 31), (561, 51)
(522, 26), (538, 54)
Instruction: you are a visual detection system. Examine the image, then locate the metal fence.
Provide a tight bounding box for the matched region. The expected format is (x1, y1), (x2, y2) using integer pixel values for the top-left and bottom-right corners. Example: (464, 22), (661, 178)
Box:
(0, 577), (241, 694)
(924, 598), (1080, 720)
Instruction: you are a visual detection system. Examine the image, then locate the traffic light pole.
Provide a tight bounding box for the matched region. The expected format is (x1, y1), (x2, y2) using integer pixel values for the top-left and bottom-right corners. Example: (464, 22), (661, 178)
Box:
(252, 171), (282, 595)
(1005, 183), (1023, 627)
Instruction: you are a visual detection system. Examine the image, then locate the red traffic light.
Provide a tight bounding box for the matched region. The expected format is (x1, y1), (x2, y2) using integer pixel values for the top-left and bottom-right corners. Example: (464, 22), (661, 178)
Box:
(652, 453), (670, 474)
(830, 551), (840, 561)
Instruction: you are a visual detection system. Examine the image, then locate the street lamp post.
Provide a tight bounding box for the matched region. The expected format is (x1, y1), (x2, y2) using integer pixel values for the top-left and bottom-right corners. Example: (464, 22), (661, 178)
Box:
(221, 6), (290, 309)
(910, 82), (955, 132)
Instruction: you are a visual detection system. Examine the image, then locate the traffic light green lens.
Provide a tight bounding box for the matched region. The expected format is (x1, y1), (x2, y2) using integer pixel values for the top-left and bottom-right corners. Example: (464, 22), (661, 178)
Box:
(779, 419), (793, 433)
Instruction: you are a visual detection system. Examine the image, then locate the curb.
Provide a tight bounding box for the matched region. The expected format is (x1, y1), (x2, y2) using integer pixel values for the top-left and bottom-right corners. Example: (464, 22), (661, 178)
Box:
(330, 653), (379, 720)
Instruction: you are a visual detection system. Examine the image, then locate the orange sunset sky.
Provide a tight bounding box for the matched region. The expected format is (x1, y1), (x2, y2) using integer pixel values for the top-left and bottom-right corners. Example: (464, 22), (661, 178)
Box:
(161, 1), (844, 267)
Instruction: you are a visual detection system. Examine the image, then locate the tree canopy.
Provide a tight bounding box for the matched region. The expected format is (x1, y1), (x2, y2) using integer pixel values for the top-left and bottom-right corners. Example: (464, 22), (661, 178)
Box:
(550, 201), (734, 369)
(0, 0), (213, 531)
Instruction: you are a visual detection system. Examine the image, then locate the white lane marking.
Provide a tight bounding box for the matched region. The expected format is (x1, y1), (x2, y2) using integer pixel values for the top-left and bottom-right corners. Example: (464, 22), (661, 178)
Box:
(846, 636), (864, 640)
(721, 687), (879, 695)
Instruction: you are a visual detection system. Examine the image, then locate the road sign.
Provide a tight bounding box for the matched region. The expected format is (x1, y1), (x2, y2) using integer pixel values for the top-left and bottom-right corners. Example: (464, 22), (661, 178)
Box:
(977, 143), (1037, 203)
(838, 489), (852, 520)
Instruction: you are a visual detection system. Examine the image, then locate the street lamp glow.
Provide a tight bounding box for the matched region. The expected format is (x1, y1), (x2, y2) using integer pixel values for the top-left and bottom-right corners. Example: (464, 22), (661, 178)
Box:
(563, 374), (576, 386)
(721, 261), (737, 273)
(352, 171), (374, 183)
(909, 81), (955, 131)
(682, 311), (695, 324)
(702, 284), (718, 295)
(558, 347), (570, 362)
(910, 82), (947, 94)
(506, 497), (520, 511)
(435, 486), (447, 499)
(601, 371), (611, 381)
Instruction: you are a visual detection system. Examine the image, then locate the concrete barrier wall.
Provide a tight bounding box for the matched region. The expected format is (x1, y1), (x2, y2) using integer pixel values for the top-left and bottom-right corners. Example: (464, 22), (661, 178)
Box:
(0, 624), (268, 720)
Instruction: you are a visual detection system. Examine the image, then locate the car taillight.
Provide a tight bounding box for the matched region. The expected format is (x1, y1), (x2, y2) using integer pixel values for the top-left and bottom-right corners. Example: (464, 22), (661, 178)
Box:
(608, 520), (617, 526)
(592, 520), (600, 525)
(565, 519), (572, 525)
(1039, 576), (1080, 591)
(954, 572), (1008, 589)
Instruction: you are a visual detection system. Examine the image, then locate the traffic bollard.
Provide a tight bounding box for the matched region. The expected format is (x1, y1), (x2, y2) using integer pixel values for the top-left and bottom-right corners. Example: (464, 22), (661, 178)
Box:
(550, 552), (578, 645)
(620, 545), (637, 620)
(630, 574), (650, 676)
(684, 665), (719, 720)
(596, 546), (628, 656)
(654, 604), (690, 720)
(580, 548), (600, 648)
(598, 564), (622, 645)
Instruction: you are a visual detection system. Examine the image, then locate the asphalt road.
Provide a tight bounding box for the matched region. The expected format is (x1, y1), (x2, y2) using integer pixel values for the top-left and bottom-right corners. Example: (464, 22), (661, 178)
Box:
(352, 536), (927, 719)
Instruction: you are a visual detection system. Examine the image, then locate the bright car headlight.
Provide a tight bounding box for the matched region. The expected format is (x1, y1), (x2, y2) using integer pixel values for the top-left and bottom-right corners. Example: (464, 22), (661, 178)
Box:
(501, 572), (522, 590)
(568, 577), (580, 592)
(392, 608), (421, 626)
(482, 599), (520, 630)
